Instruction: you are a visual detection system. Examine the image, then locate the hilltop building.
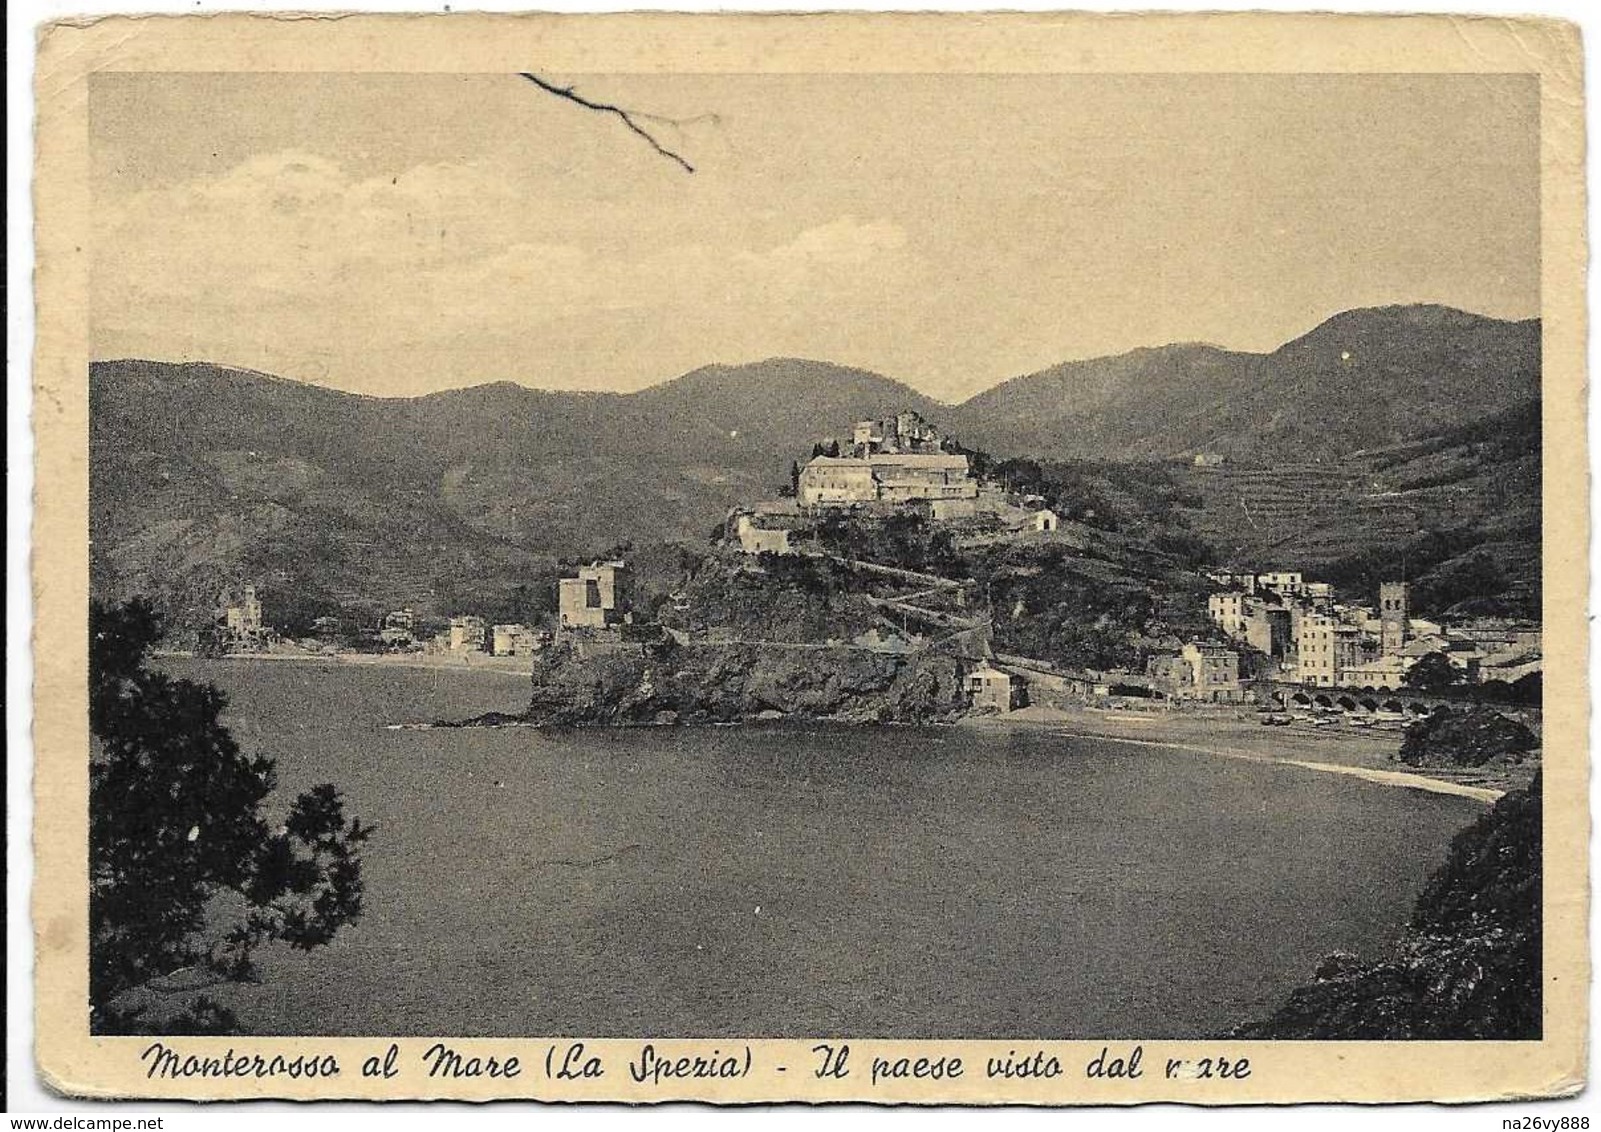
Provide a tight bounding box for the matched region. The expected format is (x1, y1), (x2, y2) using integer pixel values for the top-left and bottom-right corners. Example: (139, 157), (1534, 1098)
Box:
(798, 453), (977, 512)
(847, 411), (944, 456)
(1022, 508), (1060, 533)
(735, 513), (794, 555)
(558, 561), (631, 630)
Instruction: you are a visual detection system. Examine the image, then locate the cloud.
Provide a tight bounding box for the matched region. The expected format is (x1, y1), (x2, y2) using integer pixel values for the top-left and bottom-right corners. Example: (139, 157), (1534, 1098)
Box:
(92, 149), (925, 391)
(755, 216), (909, 267)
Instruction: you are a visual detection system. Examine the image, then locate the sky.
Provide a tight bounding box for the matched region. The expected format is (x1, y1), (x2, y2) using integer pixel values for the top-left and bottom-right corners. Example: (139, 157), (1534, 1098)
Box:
(89, 71), (1540, 401)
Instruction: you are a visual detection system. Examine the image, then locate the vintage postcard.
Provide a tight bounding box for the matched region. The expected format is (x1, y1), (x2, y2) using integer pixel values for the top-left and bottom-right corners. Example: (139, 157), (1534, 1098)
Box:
(30, 10), (1587, 1104)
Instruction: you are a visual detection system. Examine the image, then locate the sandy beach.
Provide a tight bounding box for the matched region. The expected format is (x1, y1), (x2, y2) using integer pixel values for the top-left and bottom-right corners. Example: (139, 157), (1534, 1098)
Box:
(155, 648), (534, 679)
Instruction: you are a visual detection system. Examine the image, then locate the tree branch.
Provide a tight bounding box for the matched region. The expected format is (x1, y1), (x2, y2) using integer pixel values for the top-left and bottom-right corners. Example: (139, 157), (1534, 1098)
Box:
(519, 72), (697, 174)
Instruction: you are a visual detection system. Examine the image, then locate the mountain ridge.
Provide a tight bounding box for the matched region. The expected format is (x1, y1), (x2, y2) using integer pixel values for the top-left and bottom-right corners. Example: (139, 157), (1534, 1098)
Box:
(95, 302), (1534, 406)
(89, 303), (1541, 630)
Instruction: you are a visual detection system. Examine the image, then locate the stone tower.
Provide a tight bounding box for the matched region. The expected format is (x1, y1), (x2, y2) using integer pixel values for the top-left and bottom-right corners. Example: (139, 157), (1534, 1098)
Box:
(1379, 581), (1410, 655)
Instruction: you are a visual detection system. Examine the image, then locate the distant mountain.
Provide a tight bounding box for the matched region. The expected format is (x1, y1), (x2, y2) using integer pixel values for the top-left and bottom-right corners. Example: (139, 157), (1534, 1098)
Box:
(88, 357), (941, 632)
(950, 305), (1540, 464)
(89, 305), (1542, 630)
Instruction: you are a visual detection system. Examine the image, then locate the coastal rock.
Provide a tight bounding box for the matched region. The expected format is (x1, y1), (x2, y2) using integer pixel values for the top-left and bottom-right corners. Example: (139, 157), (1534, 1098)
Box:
(524, 639), (964, 726)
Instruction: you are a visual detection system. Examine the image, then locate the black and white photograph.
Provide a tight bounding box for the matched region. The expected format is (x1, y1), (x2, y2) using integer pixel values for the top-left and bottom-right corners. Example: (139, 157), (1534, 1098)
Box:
(23, 9), (1589, 1107)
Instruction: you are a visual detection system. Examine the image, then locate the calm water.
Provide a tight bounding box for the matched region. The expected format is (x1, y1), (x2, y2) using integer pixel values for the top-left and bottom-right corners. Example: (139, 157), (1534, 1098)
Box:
(165, 659), (1484, 1038)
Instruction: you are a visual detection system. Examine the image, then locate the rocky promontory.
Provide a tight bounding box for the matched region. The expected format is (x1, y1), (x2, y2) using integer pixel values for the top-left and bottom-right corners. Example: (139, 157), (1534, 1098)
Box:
(522, 637), (966, 726)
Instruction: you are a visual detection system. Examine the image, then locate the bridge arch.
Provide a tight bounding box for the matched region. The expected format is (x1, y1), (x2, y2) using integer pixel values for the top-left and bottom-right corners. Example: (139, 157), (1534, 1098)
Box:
(1313, 694), (1334, 709)
(1336, 695), (1357, 711)
(1359, 697), (1379, 712)
(1292, 692), (1312, 707)
(1382, 699), (1404, 713)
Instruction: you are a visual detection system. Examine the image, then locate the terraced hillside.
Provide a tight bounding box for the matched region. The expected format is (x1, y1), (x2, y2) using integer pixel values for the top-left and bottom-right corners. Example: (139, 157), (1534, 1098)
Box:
(1182, 401), (1540, 618)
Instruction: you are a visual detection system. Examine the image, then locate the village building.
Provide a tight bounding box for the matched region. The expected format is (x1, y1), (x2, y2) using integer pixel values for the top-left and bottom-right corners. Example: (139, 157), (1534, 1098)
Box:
(1379, 581), (1411, 655)
(1476, 650), (1542, 685)
(1206, 570), (1258, 593)
(1151, 643), (1243, 702)
(491, 623), (543, 657)
(1207, 592), (1248, 637)
(965, 663), (1017, 713)
(1257, 571), (1305, 597)
(1243, 601), (1292, 659)
(852, 626), (921, 655)
(380, 608), (416, 647)
(1447, 620), (1541, 655)
(1340, 655), (1415, 691)
(1401, 635), (1482, 680)
(558, 561), (630, 629)
(1293, 612), (1339, 686)
(224, 585), (263, 636)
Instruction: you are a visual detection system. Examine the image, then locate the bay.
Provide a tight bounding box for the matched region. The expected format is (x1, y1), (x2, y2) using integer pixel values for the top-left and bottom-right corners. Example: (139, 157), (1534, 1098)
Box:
(163, 658), (1483, 1038)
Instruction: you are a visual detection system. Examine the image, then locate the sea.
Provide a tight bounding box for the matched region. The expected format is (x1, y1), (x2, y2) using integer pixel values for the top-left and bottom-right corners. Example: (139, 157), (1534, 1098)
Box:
(159, 658), (1485, 1038)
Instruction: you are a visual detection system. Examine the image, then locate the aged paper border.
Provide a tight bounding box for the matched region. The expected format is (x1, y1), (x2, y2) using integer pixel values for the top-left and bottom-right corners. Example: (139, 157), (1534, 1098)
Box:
(31, 11), (1589, 1103)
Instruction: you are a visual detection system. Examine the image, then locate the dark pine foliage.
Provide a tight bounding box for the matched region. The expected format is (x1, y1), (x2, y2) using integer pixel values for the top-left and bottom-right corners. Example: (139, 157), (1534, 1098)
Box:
(1398, 707), (1539, 769)
(1402, 651), (1467, 692)
(90, 598), (372, 1034)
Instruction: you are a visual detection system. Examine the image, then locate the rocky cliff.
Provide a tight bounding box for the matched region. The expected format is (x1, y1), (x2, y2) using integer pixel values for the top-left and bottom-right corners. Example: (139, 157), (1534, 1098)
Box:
(1236, 773), (1541, 1040)
(522, 639), (965, 726)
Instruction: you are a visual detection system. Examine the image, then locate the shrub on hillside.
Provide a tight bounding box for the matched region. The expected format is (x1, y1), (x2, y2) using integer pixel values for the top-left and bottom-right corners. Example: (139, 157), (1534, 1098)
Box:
(1236, 774), (1540, 1040)
(1398, 707), (1538, 768)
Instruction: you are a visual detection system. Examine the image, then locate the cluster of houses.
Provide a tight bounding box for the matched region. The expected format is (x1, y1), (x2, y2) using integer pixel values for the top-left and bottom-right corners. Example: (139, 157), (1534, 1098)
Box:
(210, 562), (634, 659)
(1204, 570), (1541, 691)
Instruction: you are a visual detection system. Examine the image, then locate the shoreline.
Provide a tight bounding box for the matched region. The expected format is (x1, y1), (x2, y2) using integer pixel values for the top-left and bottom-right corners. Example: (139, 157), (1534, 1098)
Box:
(961, 705), (1528, 802)
(155, 649), (533, 679)
(162, 653), (1529, 802)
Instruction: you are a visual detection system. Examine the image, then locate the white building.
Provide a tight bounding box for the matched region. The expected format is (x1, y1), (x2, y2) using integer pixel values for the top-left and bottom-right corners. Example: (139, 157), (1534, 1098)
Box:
(448, 615), (487, 653)
(798, 453), (976, 508)
(965, 663), (1015, 713)
(558, 561), (630, 629)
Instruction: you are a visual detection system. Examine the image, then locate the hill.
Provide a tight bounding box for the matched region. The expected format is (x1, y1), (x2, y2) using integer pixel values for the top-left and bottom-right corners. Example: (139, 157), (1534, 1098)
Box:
(1180, 399), (1541, 618)
(88, 357), (941, 633)
(951, 305), (1539, 464)
(89, 304), (1542, 631)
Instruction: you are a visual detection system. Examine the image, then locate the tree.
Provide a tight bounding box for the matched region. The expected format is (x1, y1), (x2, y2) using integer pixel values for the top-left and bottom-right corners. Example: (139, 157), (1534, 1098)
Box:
(1403, 650), (1465, 693)
(90, 598), (371, 1033)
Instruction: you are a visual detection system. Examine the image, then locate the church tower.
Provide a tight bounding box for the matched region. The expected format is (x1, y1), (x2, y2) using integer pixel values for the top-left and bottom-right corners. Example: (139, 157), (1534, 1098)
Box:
(1379, 581), (1410, 655)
